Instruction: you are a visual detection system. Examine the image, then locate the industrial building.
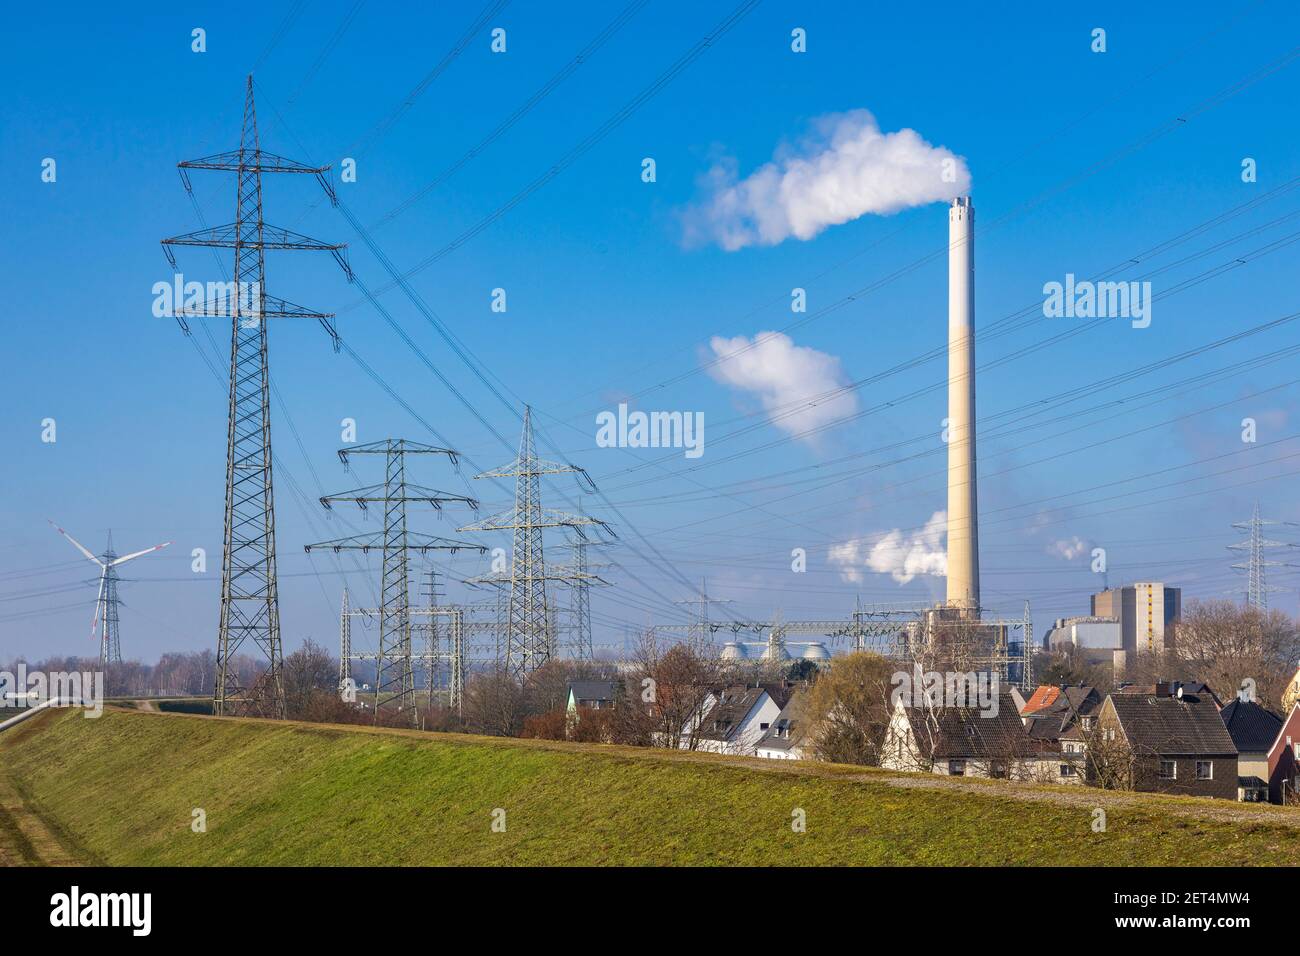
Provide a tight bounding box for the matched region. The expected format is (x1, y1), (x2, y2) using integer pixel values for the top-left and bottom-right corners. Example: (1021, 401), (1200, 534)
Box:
(1044, 582), (1182, 672)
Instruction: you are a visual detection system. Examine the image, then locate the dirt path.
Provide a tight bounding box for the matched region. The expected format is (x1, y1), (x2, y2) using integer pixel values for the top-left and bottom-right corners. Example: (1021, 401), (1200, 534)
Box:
(0, 772), (80, 866)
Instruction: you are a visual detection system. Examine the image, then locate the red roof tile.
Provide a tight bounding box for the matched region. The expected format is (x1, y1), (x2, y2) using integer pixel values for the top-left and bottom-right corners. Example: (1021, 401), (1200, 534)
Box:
(1022, 686), (1061, 715)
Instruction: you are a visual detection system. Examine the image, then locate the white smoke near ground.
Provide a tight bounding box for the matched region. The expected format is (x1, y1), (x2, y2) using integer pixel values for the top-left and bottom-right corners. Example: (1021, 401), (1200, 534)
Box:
(829, 511), (949, 584)
(706, 331), (857, 439)
(682, 109), (970, 250)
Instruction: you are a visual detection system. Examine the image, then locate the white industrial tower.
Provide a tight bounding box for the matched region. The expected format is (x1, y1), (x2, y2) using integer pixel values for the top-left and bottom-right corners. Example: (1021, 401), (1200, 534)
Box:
(945, 196), (980, 616)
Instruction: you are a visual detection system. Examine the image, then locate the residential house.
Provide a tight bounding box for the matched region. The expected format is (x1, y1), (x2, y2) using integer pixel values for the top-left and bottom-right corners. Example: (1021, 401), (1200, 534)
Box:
(881, 692), (1043, 780)
(1019, 685), (1102, 783)
(1219, 698), (1284, 802)
(1095, 685), (1237, 799)
(1020, 685), (1062, 717)
(1282, 665), (1300, 714)
(565, 680), (619, 738)
(1008, 686), (1028, 717)
(755, 687), (812, 760)
(682, 684), (788, 755)
(1266, 702), (1300, 804)
(1114, 680), (1222, 707)
(566, 680), (619, 715)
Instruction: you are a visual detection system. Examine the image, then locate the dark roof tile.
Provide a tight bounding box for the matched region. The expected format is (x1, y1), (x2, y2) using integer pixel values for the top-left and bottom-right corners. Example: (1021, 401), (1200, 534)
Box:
(1219, 699), (1284, 753)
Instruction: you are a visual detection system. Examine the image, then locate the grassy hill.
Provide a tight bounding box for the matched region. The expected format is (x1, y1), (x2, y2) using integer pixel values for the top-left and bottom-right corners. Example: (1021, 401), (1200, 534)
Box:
(3, 706), (1299, 865)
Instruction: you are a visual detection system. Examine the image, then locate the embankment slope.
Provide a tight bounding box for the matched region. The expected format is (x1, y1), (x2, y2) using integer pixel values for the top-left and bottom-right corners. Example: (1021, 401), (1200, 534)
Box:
(3, 706), (1297, 865)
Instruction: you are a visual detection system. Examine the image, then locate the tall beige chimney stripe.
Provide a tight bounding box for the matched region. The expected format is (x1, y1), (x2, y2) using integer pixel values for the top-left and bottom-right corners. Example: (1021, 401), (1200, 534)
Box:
(946, 197), (980, 614)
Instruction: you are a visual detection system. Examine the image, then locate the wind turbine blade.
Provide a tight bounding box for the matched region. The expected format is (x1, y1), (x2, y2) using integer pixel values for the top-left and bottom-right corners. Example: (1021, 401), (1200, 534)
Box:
(91, 568), (106, 643)
(48, 519), (103, 566)
(111, 541), (172, 566)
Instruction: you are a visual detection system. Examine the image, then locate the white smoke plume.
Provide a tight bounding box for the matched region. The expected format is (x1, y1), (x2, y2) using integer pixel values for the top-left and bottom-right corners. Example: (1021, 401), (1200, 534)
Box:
(706, 331), (857, 440)
(829, 511), (948, 584)
(1049, 536), (1088, 561)
(683, 109), (970, 250)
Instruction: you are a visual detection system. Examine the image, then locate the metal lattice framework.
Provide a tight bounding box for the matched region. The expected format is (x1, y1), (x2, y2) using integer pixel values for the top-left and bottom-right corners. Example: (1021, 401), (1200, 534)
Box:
(339, 587), (352, 689)
(653, 599), (1036, 690)
(162, 76), (351, 719)
(306, 439), (483, 723)
(458, 407), (610, 675)
(553, 528), (614, 662)
(100, 545), (122, 666)
(1229, 502), (1294, 610)
(343, 602), (500, 717)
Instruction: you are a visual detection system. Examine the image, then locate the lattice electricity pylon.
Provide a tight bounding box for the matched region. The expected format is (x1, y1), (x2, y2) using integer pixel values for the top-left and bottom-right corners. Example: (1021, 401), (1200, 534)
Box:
(420, 569), (443, 699)
(345, 603), (499, 717)
(552, 535), (614, 661)
(675, 578), (733, 651)
(161, 76), (352, 720)
(1229, 502), (1295, 611)
(339, 587), (352, 689)
(305, 439), (484, 723)
(458, 407), (612, 676)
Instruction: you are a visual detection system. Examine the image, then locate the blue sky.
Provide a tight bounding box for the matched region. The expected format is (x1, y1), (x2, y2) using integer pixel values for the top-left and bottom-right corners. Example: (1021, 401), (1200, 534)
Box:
(3, 0), (1300, 664)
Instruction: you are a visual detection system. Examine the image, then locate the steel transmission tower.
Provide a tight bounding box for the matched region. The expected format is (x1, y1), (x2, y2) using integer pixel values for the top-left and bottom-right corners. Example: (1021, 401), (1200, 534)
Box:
(162, 76), (352, 719)
(1229, 502), (1292, 610)
(339, 587), (352, 690)
(570, 538), (595, 660)
(421, 569), (443, 699)
(459, 407), (610, 675)
(306, 439), (484, 723)
(675, 578), (732, 650)
(553, 502), (614, 661)
(100, 539), (122, 664)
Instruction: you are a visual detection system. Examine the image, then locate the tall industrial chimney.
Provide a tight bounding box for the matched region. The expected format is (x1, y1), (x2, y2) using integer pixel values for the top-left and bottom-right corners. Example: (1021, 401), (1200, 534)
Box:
(946, 196), (980, 616)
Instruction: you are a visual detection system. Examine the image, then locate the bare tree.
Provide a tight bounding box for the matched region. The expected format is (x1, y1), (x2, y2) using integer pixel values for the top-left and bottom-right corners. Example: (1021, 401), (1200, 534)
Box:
(462, 668), (527, 737)
(623, 633), (728, 750)
(1171, 600), (1299, 708)
(282, 638), (337, 719)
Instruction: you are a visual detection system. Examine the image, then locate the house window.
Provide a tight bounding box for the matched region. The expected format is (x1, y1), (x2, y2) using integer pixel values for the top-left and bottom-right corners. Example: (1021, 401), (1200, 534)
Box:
(1196, 760), (1213, 781)
(760, 723), (769, 731)
(1059, 763), (1076, 777)
(1081, 717), (1093, 732)
(1158, 759), (1177, 780)
(948, 760), (966, 776)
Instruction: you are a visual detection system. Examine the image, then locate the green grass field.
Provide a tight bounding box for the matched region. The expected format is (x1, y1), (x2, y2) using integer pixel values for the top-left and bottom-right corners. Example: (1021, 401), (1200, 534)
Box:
(3, 706), (1299, 865)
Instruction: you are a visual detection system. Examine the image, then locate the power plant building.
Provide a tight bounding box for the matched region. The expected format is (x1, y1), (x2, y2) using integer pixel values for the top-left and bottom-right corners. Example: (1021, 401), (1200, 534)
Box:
(1046, 583), (1182, 672)
(1091, 583), (1181, 655)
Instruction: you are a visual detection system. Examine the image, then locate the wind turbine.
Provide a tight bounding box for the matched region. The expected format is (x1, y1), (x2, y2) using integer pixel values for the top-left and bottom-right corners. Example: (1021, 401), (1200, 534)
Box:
(48, 520), (171, 666)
